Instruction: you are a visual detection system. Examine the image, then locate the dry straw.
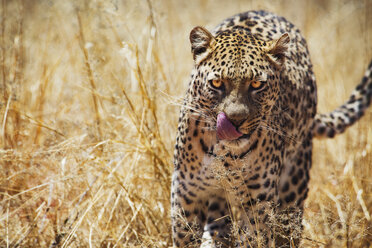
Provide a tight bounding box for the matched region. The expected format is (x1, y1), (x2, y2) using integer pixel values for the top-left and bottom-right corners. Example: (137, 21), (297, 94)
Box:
(0, 0), (371, 247)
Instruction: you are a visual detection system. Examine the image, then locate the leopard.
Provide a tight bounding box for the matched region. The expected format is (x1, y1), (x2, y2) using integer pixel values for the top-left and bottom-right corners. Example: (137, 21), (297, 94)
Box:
(171, 10), (372, 248)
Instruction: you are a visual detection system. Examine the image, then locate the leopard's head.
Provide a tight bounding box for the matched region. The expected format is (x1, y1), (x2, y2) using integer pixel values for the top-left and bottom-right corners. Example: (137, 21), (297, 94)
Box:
(188, 26), (290, 145)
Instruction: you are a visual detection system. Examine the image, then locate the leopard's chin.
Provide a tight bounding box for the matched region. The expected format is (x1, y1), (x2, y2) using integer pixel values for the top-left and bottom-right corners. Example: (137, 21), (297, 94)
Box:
(218, 131), (254, 149)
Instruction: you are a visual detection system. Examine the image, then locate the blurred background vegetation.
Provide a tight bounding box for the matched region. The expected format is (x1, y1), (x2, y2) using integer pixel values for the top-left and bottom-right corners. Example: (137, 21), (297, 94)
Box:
(0, 0), (371, 247)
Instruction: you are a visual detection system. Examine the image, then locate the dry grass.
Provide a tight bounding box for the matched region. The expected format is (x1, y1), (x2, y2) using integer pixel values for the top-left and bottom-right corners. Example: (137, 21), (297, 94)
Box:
(0, 0), (371, 247)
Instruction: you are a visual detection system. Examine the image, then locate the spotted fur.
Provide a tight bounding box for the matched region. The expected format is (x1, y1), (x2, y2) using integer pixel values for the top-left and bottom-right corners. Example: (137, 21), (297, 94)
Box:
(171, 10), (372, 247)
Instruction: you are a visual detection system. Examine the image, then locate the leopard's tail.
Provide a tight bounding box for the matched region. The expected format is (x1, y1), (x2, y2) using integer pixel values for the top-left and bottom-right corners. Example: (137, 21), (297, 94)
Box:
(313, 60), (372, 138)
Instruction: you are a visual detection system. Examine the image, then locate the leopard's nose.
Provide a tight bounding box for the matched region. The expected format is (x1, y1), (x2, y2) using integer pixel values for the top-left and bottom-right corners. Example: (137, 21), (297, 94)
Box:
(227, 113), (245, 127)
(225, 109), (248, 128)
(223, 97), (249, 128)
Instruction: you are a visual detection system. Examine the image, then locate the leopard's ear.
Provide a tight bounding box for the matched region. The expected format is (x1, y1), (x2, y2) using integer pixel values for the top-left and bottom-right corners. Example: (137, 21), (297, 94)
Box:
(190, 26), (215, 64)
(266, 33), (290, 67)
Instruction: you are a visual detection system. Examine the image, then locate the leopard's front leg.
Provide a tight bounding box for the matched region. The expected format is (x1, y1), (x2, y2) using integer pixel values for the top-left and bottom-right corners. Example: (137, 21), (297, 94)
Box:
(171, 173), (207, 247)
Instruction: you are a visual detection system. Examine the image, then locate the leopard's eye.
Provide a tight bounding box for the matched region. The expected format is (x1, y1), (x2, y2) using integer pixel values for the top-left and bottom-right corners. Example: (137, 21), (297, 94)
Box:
(251, 81), (262, 89)
(210, 79), (223, 89)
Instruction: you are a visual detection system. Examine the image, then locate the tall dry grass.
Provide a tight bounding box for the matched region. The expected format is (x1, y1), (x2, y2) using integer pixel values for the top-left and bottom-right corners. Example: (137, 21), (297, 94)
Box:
(0, 0), (371, 247)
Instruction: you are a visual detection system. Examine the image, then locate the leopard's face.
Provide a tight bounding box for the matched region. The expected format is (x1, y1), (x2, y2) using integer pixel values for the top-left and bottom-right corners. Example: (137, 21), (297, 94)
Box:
(189, 27), (289, 146)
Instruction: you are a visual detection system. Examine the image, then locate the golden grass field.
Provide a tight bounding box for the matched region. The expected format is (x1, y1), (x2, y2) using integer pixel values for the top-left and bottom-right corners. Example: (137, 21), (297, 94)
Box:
(0, 0), (371, 247)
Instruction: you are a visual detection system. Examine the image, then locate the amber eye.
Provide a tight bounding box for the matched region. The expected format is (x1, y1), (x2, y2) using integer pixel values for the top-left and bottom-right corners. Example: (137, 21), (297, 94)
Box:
(210, 79), (223, 89)
(251, 81), (262, 89)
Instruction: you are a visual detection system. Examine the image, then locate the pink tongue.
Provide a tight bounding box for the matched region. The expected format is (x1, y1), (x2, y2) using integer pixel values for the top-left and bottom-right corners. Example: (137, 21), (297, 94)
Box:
(217, 112), (243, 140)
